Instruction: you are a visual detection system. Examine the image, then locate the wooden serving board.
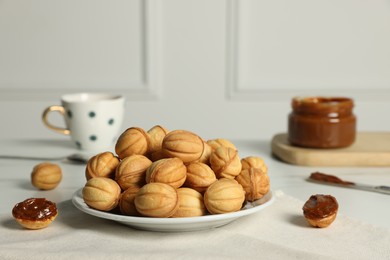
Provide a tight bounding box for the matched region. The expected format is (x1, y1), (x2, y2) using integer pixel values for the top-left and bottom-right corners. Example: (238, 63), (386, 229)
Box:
(271, 132), (390, 166)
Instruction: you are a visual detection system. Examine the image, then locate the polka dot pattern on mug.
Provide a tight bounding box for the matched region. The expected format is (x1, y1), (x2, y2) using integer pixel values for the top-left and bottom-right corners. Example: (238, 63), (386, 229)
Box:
(66, 108), (119, 149)
(47, 93), (124, 151)
(89, 111), (96, 118)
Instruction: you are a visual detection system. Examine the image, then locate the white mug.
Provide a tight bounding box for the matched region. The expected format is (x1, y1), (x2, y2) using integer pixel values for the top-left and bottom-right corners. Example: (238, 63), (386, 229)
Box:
(42, 93), (125, 151)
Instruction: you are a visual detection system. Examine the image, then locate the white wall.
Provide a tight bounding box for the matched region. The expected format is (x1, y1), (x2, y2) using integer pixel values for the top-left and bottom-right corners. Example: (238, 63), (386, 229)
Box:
(1, 0), (389, 141)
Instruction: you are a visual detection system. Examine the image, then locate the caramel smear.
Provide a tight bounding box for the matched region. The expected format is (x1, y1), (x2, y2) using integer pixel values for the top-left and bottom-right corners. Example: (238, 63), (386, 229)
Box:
(309, 172), (355, 186)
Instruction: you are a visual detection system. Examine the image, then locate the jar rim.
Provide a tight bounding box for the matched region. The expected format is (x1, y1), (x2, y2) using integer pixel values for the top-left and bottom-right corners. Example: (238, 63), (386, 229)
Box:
(292, 96), (353, 108)
(291, 96), (354, 116)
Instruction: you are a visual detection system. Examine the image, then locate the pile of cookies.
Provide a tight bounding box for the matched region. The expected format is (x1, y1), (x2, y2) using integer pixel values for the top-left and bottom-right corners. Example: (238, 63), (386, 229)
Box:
(82, 125), (270, 218)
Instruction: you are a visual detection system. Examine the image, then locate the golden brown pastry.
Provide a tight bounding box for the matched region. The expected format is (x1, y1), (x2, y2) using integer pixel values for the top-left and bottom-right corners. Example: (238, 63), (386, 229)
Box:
(147, 125), (169, 154)
(115, 127), (151, 159)
(172, 188), (206, 218)
(204, 178), (245, 214)
(134, 182), (179, 218)
(12, 198), (58, 229)
(115, 154), (152, 190)
(161, 130), (204, 163)
(31, 162), (62, 190)
(82, 177), (121, 211)
(119, 186), (140, 216)
(85, 151), (119, 180)
(209, 146), (242, 179)
(241, 156), (268, 175)
(207, 138), (237, 151)
(148, 149), (166, 162)
(235, 167), (270, 201)
(145, 158), (187, 189)
(302, 194), (339, 228)
(185, 162), (217, 193)
(196, 141), (212, 164)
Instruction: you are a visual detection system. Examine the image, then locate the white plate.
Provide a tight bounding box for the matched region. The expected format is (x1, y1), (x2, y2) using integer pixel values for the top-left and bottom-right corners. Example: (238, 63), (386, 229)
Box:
(72, 188), (275, 232)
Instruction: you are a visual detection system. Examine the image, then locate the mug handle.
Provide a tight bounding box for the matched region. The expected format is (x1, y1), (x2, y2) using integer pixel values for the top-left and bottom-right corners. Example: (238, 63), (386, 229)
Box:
(42, 105), (70, 135)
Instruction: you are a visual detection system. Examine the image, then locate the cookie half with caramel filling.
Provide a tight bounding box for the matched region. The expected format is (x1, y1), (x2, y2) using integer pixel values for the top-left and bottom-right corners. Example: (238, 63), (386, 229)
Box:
(12, 198), (58, 230)
(302, 194), (338, 228)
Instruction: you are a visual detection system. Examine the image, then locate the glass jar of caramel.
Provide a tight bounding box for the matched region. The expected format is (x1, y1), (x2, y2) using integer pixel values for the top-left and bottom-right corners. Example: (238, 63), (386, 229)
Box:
(288, 97), (356, 148)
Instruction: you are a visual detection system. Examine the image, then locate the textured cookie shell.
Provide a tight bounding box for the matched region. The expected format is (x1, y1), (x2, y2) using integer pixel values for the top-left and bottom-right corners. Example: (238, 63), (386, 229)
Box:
(204, 178), (245, 214)
(31, 162), (62, 190)
(162, 130), (204, 163)
(134, 182), (179, 218)
(115, 154), (152, 190)
(172, 188), (206, 218)
(82, 177), (121, 211)
(147, 125), (169, 154)
(241, 156), (268, 175)
(235, 167), (270, 201)
(146, 158), (187, 189)
(115, 127), (150, 159)
(119, 186), (141, 216)
(185, 162), (217, 193)
(210, 146), (242, 179)
(207, 138), (237, 151)
(85, 152), (119, 180)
